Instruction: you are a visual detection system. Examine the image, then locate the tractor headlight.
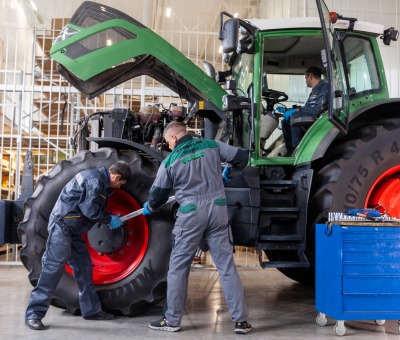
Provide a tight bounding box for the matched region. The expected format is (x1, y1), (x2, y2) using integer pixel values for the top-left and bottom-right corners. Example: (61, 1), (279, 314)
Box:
(382, 27), (399, 45)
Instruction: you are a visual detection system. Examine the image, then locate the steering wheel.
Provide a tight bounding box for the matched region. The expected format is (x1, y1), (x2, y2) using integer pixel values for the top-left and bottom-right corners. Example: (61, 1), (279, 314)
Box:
(262, 89), (289, 103)
(262, 89), (289, 114)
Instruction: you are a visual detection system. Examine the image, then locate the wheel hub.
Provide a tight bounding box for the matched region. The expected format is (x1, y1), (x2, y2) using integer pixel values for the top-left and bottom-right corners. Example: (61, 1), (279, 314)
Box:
(87, 223), (124, 254)
(65, 188), (149, 285)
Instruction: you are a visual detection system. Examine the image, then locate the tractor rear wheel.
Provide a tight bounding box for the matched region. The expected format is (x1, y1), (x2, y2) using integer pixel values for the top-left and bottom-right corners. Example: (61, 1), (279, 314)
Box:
(18, 148), (175, 315)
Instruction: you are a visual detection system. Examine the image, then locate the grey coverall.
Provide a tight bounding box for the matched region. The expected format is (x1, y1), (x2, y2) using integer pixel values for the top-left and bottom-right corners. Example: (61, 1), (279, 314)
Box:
(147, 134), (249, 326)
(25, 167), (112, 320)
(282, 79), (329, 151)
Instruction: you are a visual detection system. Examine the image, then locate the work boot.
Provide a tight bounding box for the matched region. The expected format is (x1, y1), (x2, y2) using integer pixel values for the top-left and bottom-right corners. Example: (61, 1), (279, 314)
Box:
(25, 319), (45, 330)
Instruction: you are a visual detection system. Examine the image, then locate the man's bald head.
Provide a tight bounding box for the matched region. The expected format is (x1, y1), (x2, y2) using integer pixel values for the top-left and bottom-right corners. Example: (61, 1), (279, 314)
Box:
(163, 121), (188, 150)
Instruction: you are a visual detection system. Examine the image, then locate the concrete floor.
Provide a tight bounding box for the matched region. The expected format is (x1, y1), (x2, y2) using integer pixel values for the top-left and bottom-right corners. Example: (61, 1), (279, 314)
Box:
(1, 264), (400, 339)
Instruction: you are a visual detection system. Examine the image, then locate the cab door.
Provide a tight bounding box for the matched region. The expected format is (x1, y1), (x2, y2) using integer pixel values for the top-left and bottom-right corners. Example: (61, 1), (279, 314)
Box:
(316, 0), (349, 134)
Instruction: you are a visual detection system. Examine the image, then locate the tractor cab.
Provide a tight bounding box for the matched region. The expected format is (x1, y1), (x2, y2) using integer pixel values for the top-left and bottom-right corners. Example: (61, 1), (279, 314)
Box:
(222, 16), (329, 157)
(218, 2), (398, 162)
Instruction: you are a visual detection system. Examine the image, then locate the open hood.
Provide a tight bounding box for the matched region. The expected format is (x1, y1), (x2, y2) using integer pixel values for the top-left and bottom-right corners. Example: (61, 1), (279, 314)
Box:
(50, 1), (226, 108)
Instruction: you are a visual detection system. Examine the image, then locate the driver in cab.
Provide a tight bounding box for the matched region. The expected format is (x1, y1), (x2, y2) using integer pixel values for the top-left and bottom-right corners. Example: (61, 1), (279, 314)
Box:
(281, 66), (329, 154)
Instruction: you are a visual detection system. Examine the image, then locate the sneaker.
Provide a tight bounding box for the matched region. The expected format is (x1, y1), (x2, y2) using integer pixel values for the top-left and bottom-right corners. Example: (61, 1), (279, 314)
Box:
(149, 318), (180, 332)
(234, 321), (252, 334)
(84, 311), (115, 320)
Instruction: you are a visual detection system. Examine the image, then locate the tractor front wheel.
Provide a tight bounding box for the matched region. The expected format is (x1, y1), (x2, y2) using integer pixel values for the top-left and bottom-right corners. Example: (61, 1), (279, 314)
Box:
(18, 148), (175, 315)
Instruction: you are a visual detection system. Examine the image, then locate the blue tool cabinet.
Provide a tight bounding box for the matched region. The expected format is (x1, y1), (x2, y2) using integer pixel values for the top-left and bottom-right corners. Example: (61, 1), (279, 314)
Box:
(315, 223), (400, 336)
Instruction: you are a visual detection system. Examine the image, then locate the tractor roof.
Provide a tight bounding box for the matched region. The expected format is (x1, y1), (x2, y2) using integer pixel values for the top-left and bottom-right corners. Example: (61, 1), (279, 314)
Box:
(247, 17), (384, 36)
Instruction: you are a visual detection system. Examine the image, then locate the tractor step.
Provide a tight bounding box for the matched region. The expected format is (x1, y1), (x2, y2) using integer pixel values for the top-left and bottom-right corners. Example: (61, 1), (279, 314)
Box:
(258, 251), (310, 269)
(259, 207), (299, 213)
(258, 234), (303, 241)
(260, 180), (298, 193)
(256, 242), (304, 251)
(258, 260), (310, 269)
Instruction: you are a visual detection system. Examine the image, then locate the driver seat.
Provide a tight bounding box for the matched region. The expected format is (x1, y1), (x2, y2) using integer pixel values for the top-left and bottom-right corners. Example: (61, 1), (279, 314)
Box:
(290, 115), (317, 128)
(290, 99), (328, 128)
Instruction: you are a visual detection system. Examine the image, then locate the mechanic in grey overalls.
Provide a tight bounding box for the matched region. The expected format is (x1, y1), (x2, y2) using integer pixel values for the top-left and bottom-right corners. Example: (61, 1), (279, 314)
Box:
(144, 121), (251, 334)
(25, 161), (131, 330)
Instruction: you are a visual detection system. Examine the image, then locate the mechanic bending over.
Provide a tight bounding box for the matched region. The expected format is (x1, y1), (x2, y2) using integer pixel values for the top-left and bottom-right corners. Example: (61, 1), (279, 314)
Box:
(25, 161), (131, 330)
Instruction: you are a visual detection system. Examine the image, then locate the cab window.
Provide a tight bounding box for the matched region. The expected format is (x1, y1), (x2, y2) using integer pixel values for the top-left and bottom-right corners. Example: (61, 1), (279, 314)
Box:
(342, 36), (380, 96)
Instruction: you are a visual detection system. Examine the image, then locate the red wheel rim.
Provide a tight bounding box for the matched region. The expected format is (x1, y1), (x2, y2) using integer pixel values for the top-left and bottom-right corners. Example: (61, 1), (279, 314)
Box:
(66, 189), (149, 284)
(365, 165), (400, 218)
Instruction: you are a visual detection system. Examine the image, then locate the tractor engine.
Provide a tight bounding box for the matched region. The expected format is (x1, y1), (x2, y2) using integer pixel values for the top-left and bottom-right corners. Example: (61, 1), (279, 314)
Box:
(71, 105), (187, 153)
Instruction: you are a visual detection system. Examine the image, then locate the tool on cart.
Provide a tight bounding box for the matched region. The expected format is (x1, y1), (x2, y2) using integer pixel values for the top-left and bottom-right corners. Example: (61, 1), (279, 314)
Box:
(345, 208), (381, 220)
(343, 208), (400, 223)
(119, 196), (176, 223)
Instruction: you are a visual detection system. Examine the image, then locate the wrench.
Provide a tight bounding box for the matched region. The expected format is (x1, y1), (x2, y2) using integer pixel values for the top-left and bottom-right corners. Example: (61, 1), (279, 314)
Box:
(119, 196), (176, 222)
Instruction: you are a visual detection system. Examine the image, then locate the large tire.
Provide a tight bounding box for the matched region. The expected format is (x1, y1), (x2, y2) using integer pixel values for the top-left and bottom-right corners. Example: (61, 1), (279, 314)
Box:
(278, 119), (400, 284)
(18, 148), (175, 315)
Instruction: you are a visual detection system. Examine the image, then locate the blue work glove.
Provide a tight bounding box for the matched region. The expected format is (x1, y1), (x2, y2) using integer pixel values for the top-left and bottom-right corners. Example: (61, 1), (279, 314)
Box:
(222, 166), (231, 183)
(143, 202), (153, 216)
(283, 108), (297, 121)
(275, 106), (286, 113)
(109, 215), (122, 229)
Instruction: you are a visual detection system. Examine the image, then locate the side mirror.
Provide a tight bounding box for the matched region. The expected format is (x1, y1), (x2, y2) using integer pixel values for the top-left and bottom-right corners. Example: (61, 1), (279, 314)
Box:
(219, 18), (239, 53)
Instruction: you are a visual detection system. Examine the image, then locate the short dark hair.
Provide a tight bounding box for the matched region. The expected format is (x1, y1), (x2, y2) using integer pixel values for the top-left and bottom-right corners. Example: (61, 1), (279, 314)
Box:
(163, 121), (187, 138)
(305, 66), (322, 79)
(109, 161), (131, 181)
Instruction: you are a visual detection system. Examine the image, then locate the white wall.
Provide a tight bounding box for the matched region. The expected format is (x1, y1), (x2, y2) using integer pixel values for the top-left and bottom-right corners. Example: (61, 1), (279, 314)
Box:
(1, 0), (400, 97)
(0, 0), (36, 71)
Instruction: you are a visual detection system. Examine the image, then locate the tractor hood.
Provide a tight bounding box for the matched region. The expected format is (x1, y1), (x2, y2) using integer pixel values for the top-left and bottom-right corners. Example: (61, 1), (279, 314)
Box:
(50, 1), (226, 108)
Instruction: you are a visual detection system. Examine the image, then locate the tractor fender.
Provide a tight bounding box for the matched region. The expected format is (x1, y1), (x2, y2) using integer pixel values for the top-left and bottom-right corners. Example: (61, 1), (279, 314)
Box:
(87, 137), (166, 164)
(297, 99), (400, 164)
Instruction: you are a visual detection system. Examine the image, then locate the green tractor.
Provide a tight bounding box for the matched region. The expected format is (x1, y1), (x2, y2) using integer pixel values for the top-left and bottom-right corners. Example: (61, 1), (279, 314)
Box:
(12, 0), (400, 315)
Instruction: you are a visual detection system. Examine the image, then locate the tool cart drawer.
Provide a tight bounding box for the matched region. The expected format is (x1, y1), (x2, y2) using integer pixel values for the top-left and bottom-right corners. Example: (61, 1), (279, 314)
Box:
(316, 223), (400, 320)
